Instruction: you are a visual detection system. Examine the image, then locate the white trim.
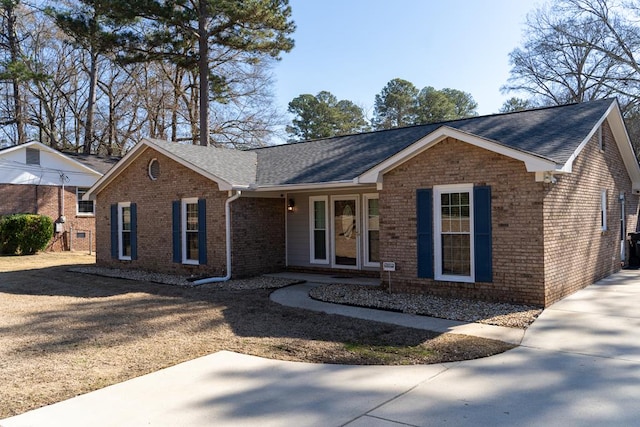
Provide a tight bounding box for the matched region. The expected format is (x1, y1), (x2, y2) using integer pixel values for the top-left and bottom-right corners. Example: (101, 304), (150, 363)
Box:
(85, 139), (235, 200)
(182, 197), (200, 265)
(148, 158), (159, 181)
(358, 126), (558, 185)
(253, 180), (359, 193)
(0, 141), (103, 177)
(309, 196), (329, 264)
(330, 195), (360, 270)
(117, 202), (131, 261)
(76, 187), (95, 216)
(601, 190), (608, 232)
(363, 193), (380, 268)
(434, 184), (475, 283)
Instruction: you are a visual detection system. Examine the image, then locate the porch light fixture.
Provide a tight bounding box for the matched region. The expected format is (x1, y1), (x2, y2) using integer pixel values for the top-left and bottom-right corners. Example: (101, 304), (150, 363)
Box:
(287, 198), (295, 212)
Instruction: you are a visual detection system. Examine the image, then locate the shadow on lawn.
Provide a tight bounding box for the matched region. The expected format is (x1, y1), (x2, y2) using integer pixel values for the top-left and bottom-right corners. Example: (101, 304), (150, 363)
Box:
(0, 264), (451, 359)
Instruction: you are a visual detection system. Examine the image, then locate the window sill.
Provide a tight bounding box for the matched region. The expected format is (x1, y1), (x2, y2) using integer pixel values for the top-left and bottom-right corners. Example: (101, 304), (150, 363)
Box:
(182, 260), (200, 266)
(76, 213), (95, 218)
(435, 274), (475, 283)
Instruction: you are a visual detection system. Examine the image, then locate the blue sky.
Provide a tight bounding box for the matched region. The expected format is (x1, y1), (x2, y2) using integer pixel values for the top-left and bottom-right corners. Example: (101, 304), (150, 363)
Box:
(272, 0), (541, 122)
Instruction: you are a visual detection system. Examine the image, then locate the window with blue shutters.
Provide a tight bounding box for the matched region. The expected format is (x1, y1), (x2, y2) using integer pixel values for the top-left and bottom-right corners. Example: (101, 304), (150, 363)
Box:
(417, 184), (492, 283)
(173, 198), (207, 265)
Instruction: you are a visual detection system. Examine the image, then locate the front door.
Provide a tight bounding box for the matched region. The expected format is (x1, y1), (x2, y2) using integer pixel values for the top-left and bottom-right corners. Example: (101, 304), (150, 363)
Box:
(332, 196), (359, 268)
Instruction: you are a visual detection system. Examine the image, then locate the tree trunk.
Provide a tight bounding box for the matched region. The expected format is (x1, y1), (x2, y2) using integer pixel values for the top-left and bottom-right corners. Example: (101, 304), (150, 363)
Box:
(5, 2), (26, 145)
(198, 0), (209, 146)
(83, 49), (98, 154)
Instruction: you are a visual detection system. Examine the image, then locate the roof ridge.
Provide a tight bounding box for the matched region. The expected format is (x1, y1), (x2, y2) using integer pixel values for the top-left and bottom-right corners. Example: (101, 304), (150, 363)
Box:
(252, 98), (616, 151)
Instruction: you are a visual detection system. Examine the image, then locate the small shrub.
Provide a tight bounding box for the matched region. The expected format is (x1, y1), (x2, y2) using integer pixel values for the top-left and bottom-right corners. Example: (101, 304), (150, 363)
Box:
(0, 214), (53, 255)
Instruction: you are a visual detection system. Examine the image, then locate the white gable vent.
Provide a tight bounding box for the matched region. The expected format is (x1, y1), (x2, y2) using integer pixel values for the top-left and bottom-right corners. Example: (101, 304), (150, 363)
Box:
(148, 158), (160, 180)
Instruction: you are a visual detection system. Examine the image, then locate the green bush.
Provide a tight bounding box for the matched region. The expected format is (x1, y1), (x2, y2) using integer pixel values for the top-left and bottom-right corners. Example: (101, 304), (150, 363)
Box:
(0, 214), (54, 255)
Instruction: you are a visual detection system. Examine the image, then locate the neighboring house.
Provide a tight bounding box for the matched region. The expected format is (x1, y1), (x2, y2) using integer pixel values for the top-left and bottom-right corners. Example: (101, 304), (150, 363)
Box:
(0, 141), (117, 252)
(86, 99), (640, 307)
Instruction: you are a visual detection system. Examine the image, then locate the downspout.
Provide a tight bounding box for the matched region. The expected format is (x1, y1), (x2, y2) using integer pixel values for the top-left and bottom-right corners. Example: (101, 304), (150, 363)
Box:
(192, 190), (241, 285)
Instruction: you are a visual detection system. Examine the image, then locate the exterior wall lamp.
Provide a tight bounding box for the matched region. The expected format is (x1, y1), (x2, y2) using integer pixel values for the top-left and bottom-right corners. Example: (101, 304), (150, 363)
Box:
(287, 198), (295, 212)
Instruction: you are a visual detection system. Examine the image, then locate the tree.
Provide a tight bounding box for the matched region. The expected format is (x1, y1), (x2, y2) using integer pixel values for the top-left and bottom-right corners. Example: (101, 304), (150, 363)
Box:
(503, 3), (623, 107)
(441, 88), (478, 118)
(286, 91), (369, 140)
(503, 0), (640, 153)
(373, 79), (478, 129)
(51, 0), (138, 153)
(123, 0), (295, 147)
(0, 0), (45, 145)
(500, 97), (536, 113)
(372, 78), (418, 130)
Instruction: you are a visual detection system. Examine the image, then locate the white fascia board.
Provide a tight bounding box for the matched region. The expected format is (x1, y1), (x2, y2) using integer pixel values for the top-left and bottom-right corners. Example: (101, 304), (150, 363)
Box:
(605, 103), (640, 192)
(141, 139), (234, 191)
(85, 139), (234, 199)
(252, 180), (362, 193)
(357, 126), (558, 184)
(557, 101), (640, 191)
(0, 141), (103, 179)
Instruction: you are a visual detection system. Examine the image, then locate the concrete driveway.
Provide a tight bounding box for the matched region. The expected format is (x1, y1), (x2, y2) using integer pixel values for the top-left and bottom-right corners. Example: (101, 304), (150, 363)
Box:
(3, 270), (640, 426)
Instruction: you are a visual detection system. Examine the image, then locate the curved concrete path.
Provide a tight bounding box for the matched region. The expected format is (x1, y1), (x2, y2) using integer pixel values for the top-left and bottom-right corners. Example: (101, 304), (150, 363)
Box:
(3, 270), (640, 426)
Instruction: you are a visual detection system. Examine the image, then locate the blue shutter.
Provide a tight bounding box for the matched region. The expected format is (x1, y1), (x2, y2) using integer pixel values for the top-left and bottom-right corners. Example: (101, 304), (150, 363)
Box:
(417, 189), (434, 278)
(172, 201), (181, 263)
(198, 198), (207, 265)
(130, 203), (138, 260)
(474, 186), (492, 282)
(110, 204), (118, 259)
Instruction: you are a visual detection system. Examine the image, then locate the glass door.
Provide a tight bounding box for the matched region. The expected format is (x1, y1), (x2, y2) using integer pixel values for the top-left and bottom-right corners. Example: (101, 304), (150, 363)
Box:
(332, 197), (359, 268)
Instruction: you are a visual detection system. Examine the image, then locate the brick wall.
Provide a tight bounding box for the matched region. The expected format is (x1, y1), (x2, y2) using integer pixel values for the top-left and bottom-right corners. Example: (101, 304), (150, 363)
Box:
(0, 183), (96, 252)
(95, 148), (285, 278)
(543, 120), (639, 305)
(380, 137), (547, 306)
(231, 197), (285, 277)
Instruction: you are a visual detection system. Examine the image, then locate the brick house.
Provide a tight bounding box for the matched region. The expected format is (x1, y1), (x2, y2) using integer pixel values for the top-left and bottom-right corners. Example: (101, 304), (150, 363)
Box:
(0, 141), (117, 252)
(86, 99), (640, 306)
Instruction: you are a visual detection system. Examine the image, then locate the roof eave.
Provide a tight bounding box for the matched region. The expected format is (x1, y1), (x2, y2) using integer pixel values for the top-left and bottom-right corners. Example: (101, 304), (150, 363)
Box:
(85, 139), (235, 199)
(251, 180), (367, 193)
(357, 126), (559, 185)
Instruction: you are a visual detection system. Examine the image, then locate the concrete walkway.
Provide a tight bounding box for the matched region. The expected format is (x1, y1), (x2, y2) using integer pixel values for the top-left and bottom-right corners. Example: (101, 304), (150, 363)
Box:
(269, 273), (525, 345)
(3, 270), (640, 426)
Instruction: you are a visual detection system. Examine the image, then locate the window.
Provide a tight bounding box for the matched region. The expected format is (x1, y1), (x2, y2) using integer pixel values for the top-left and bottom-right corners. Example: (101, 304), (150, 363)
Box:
(76, 187), (95, 215)
(173, 198), (207, 265)
(434, 185), (474, 282)
(601, 189), (608, 231)
(309, 196), (329, 264)
(110, 202), (137, 260)
(119, 202), (132, 260)
(182, 198), (200, 264)
(364, 194), (380, 267)
(597, 125), (605, 151)
(148, 158), (160, 180)
(26, 148), (40, 165)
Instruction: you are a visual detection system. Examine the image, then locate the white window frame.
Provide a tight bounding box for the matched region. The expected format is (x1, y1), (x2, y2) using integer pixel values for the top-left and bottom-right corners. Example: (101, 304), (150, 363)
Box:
(309, 196), (329, 264)
(434, 184), (475, 283)
(363, 193), (380, 268)
(597, 125), (605, 152)
(182, 197), (200, 265)
(76, 187), (95, 216)
(601, 189), (608, 231)
(117, 202), (131, 261)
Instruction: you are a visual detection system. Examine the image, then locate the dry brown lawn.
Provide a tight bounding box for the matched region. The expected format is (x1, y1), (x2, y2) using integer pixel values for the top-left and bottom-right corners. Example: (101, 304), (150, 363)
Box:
(0, 252), (514, 418)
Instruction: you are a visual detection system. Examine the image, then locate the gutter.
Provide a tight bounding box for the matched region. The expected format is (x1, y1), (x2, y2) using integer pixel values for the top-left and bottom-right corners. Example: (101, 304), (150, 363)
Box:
(192, 190), (241, 285)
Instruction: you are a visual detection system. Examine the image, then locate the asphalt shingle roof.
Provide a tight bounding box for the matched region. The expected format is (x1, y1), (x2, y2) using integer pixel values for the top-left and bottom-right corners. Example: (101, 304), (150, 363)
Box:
(146, 138), (257, 186)
(252, 98), (615, 186)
